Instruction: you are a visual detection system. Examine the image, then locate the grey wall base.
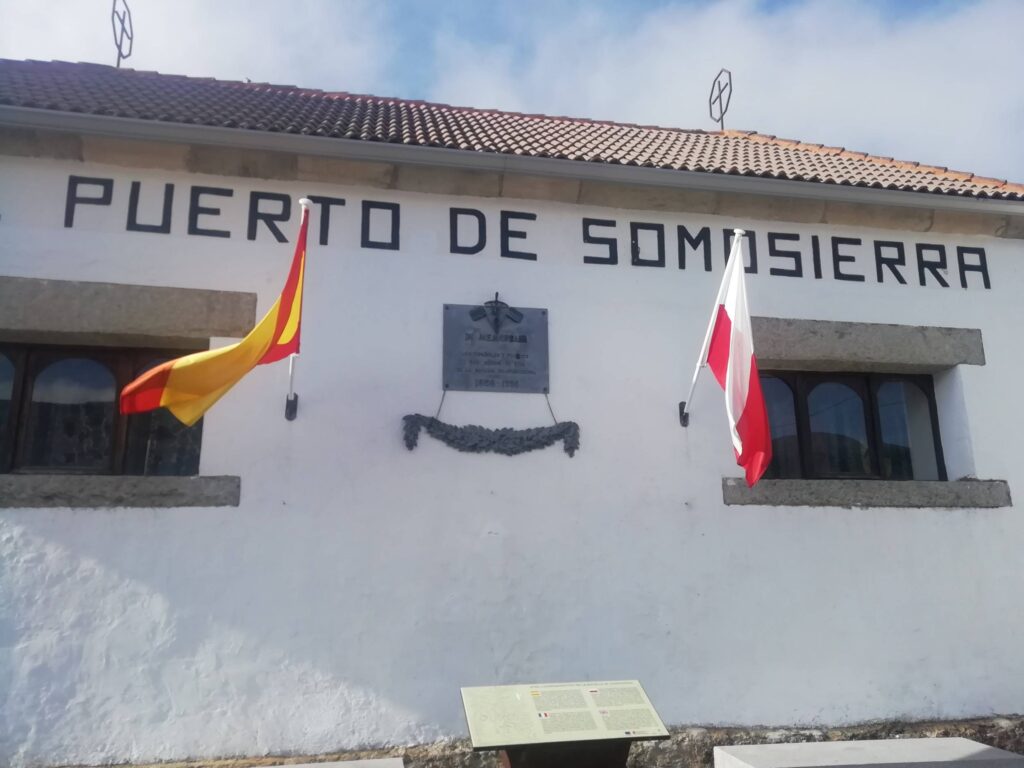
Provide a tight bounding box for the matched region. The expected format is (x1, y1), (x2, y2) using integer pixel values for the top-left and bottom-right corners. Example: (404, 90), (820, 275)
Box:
(723, 478), (1011, 509)
(714, 739), (1024, 768)
(81, 717), (1024, 768)
(0, 475), (240, 508)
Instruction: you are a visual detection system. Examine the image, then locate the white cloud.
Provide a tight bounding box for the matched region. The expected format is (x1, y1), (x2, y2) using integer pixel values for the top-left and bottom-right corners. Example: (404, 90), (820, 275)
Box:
(429, 0), (1024, 183)
(0, 0), (390, 93)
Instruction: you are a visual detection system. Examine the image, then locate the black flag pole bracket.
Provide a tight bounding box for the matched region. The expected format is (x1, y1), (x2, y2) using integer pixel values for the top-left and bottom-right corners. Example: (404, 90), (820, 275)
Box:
(679, 402), (690, 427)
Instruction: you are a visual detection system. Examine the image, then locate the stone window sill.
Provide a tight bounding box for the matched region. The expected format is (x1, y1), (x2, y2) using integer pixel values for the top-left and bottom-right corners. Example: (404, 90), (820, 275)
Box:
(722, 478), (1011, 509)
(0, 474), (240, 509)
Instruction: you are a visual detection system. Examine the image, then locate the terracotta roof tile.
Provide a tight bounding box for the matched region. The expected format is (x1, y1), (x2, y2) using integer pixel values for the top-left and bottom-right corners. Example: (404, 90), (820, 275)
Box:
(2, 59), (1023, 201)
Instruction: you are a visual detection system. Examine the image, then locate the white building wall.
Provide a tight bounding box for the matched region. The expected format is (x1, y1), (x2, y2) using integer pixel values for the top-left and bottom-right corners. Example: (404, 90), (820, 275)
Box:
(1, 156), (1022, 766)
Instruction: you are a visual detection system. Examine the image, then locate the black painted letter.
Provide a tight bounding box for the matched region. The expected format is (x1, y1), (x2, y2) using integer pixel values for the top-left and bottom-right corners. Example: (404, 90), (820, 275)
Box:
(630, 222), (665, 267)
(247, 191), (291, 242)
(678, 225), (711, 271)
(188, 186), (233, 238)
(874, 241), (907, 284)
(126, 181), (173, 234)
(957, 246), (991, 289)
(64, 176), (113, 228)
(361, 201), (400, 250)
(831, 236), (864, 281)
(916, 243), (949, 287)
(723, 229), (757, 273)
(450, 208), (486, 254)
(500, 211), (537, 261)
(583, 218), (617, 265)
(307, 195), (346, 246)
(767, 232), (802, 277)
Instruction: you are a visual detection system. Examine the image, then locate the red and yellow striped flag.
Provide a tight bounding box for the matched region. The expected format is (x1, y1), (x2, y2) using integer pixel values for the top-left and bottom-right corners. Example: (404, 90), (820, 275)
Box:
(120, 200), (310, 426)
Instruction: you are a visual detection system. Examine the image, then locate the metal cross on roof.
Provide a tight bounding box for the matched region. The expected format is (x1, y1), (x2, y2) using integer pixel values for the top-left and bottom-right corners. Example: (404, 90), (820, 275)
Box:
(111, 0), (134, 69)
(708, 68), (733, 130)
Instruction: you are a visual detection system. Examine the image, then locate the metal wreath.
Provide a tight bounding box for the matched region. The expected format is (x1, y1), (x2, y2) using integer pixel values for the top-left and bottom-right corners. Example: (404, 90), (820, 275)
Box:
(402, 415), (580, 457)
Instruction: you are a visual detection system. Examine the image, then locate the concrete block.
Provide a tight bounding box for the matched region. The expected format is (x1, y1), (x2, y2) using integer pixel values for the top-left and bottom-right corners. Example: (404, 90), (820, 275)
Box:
(753, 317), (985, 373)
(82, 135), (189, 171)
(297, 155), (397, 188)
(825, 201), (933, 231)
(395, 164), (502, 197)
(187, 145), (298, 180)
(715, 192), (825, 224)
(0, 276), (257, 344)
(929, 209), (1008, 237)
(714, 738), (1024, 768)
(578, 180), (718, 213)
(501, 173), (581, 203)
(0, 475), (241, 509)
(0, 127), (82, 160)
(1001, 215), (1024, 240)
(722, 479), (1011, 508)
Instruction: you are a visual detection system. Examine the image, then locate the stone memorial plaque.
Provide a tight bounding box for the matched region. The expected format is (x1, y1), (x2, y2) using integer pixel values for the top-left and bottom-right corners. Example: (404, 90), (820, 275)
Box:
(442, 301), (549, 394)
(461, 680), (668, 750)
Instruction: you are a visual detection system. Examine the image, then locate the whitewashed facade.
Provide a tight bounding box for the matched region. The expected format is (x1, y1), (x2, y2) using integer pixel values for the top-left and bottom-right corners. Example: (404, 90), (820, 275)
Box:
(1, 130), (1023, 767)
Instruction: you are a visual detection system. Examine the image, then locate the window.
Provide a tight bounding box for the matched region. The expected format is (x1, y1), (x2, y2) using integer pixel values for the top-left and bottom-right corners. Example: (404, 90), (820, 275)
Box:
(762, 372), (946, 481)
(0, 343), (202, 476)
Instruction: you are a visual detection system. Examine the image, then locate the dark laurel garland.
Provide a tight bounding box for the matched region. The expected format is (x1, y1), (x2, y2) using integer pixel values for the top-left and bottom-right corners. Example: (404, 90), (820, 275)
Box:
(402, 415), (580, 457)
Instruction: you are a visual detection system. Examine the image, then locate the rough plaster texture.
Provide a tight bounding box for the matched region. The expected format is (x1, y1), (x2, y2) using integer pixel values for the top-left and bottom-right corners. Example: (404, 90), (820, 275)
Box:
(2, 127), (1023, 237)
(753, 318), (985, 373)
(3, 156), (1024, 767)
(0, 275), (256, 345)
(721, 478), (1011, 508)
(0, 475), (241, 508)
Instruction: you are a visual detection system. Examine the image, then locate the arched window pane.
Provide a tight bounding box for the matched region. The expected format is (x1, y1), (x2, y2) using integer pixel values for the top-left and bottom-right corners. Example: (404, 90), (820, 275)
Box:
(762, 376), (801, 478)
(877, 381), (940, 480)
(808, 381), (870, 476)
(23, 358), (115, 470)
(0, 353), (13, 434)
(124, 359), (202, 476)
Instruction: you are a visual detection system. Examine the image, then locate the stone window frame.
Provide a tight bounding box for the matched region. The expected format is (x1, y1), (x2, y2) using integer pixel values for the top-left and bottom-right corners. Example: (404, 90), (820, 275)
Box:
(0, 276), (254, 509)
(723, 317), (1010, 509)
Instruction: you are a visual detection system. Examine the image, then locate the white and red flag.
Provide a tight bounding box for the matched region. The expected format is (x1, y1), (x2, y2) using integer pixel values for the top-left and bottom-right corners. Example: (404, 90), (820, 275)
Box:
(684, 230), (772, 486)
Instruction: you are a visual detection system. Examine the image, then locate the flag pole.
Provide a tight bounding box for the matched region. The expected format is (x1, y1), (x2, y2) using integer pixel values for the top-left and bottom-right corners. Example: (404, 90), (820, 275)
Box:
(285, 197), (312, 421)
(679, 228), (745, 427)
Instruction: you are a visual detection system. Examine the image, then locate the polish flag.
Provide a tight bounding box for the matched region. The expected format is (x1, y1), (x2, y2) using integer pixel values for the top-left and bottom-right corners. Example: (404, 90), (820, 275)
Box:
(703, 231), (772, 486)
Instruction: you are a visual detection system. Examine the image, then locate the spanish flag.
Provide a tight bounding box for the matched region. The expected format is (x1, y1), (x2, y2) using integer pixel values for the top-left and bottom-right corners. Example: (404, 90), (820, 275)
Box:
(120, 198), (310, 426)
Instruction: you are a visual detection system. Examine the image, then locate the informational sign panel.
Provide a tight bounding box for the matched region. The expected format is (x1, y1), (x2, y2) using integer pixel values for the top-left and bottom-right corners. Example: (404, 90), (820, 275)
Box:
(442, 303), (549, 394)
(461, 680), (669, 750)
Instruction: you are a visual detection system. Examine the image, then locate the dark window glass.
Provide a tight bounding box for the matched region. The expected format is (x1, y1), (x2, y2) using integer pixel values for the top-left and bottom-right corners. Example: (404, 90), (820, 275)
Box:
(762, 376), (801, 478)
(124, 359), (202, 476)
(876, 380), (940, 480)
(22, 357), (116, 470)
(807, 381), (871, 476)
(0, 353), (12, 434)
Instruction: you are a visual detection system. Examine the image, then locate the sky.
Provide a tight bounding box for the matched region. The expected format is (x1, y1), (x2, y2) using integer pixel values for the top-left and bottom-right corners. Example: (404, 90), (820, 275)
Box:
(2, 0), (1023, 184)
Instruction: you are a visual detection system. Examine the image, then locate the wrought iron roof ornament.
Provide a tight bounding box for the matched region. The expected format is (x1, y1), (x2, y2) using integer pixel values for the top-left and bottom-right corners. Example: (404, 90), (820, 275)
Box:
(709, 68), (732, 131)
(111, 0), (134, 69)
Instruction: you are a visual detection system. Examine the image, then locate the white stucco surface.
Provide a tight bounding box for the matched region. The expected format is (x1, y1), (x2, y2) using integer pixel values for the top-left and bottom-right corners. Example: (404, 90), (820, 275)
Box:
(1, 156), (1022, 767)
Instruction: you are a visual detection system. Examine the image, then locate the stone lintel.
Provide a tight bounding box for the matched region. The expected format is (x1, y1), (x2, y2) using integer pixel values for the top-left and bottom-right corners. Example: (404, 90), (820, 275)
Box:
(501, 173), (581, 203)
(825, 200), (934, 232)
(297, 155), (396, 188)
(81, 135), (189, 171)
(578, 180), (719, 213)
(394, 165), (502, 197)
(0, 475), (241, 509)
(754, 317), (984, 373)
(186, 144), (298, 180)
(0, 276), (257, 344)
(722, 478), (1011, 509)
